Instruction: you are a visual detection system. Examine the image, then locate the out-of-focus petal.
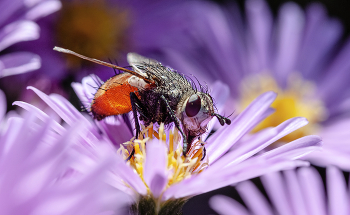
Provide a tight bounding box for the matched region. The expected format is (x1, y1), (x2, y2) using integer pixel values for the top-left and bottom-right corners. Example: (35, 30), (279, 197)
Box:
(261, 172), (293, 215)
(273, 2), (304, 86)
(0, 52), (40, 77)
(25, 0), (62, 20)
(236, 180), (273, 215)
(0, 21), (39, 51)
(210, 195), (250, 215)
(284, 170), (308, 215)
(327, 166), (350, 215)
(298, 167), (327, 215)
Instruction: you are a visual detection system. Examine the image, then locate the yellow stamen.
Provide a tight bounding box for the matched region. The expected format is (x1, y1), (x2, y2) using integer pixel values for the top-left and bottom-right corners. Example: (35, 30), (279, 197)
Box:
(169, 130), (174, 153)
(121, 123), (208, 197)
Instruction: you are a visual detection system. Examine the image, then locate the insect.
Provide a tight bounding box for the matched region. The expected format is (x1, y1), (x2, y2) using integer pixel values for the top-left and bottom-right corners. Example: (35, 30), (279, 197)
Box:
(54, 46), (231, 156)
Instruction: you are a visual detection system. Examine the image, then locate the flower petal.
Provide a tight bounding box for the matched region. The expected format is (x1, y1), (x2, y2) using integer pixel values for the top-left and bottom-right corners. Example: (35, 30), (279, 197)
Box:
(298, 167), (327, 215)
(210, 195), (249, 215)
(261, 172), (293, 215)
(327, 167), (350, 215)
(259, 135), (322, 160)
(0, 52), (40, 77)
(236, 180), (274, 215)
(213, 117), (308, 168)
(114, 155), (147, 196)
(284, 170), (308, 215)
(25, 0), (62, 20)
(0, 21), (39, 51)
(143, 139), (168, 198)
(206, 91), (277, 163)
(273, 2), (304, 86)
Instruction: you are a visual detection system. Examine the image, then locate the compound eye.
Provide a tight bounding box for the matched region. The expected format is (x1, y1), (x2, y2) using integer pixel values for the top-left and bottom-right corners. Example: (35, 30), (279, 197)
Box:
(185, 94), (201, 117)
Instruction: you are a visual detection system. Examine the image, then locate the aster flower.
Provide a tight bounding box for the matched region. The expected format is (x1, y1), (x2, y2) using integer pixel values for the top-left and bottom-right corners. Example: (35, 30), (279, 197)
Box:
(11, 68), (323, 213)
(210, 166), (349, 215)
(157, 0), (350, 169)
(0, 98), (131, 214)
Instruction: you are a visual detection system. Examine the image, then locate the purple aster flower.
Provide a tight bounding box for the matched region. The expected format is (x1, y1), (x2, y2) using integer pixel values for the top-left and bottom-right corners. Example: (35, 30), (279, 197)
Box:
(210, 166), (349, 215)
(157, 0), (350, 170)
(10, 65), (321, 213)
(0, 96), (131, 214)
(0, 0), (61, 78)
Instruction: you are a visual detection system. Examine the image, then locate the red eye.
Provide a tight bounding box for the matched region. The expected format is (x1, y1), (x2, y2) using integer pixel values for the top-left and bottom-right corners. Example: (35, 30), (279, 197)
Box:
(185, 94), (201, 117)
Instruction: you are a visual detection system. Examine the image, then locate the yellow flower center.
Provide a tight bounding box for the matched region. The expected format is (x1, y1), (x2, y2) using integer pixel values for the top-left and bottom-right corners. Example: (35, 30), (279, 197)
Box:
(239, 73), (328, 143)
(56, 0), (130, 68)
(117, 123), (208, 194)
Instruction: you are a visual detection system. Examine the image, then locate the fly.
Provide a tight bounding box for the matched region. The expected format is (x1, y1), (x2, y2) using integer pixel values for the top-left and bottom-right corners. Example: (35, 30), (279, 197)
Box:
(53, 47), (231, 157)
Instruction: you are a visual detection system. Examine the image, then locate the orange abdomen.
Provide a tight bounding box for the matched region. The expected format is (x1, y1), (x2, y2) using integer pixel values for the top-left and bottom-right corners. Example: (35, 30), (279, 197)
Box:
(91, 73), (139, 120)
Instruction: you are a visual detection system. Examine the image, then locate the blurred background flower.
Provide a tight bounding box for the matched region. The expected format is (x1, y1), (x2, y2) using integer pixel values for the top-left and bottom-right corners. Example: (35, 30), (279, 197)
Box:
(210, 166), (349, 215)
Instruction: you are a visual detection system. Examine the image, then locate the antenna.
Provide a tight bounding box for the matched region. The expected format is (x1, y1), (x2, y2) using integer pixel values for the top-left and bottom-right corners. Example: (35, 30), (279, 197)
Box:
(53, 46), (152, 82)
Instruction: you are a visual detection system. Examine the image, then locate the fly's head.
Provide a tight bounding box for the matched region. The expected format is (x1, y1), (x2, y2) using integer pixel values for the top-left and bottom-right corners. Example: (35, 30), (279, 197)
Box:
(179, 92), (231, 143)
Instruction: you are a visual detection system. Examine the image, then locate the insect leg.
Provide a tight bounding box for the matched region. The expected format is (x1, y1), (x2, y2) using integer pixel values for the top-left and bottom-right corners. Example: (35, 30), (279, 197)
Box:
(160, 95), (188, 156)
(130, 92), (150, 137)
(127, 92), (150, 161)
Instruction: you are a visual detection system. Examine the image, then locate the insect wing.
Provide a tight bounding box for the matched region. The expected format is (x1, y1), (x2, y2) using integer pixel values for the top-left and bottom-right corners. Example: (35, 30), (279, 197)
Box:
(127, 53), (161, 77)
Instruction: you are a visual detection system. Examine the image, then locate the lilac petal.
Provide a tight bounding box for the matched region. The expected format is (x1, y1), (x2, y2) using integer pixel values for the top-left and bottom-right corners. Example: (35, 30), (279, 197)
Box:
(298, 167), (327, 215)
(304, 149), (350, 171)
(71, 82), (91, 111)
(13, 101), (65, 134)
(114, 155), (147, 195)
(259, 135), (322, 160)
(319, 39), (350, 104)
(95, 116), (133, 147)
(327, 167), (350, 215)
(273, 2), (304, 86)
(206, 91), (277, 163)
(284, 170), (308, 215)
(203, 81), (230, 141)
(143, 139), (168, 197)
(27, 87), (89, 126)
(246, 0), (273, 71)
(213, 117), (308, 169)
(261, 172), (293, 215)
(236, 180), (274, 215)
(25, 0), (62, 20)
(210, 195), (250, 215)
(297, 4), (342, 79)
(0, 21), (39, 51)
(82, 75), (101, 103)
(163, 158), (307, 200)
(0, 52), (40, 77)
(0, 90), (6, 122)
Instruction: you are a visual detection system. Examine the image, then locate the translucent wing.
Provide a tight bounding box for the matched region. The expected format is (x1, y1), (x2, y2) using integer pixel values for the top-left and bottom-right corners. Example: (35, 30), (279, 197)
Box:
(127, 53), (161, 78)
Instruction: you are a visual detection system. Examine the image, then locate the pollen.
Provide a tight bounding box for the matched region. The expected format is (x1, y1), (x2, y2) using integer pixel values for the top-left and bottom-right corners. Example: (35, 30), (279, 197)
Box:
(239, 73), (328, 143)
(118, 123), (208, 195)
(56, 0), (130, 69)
